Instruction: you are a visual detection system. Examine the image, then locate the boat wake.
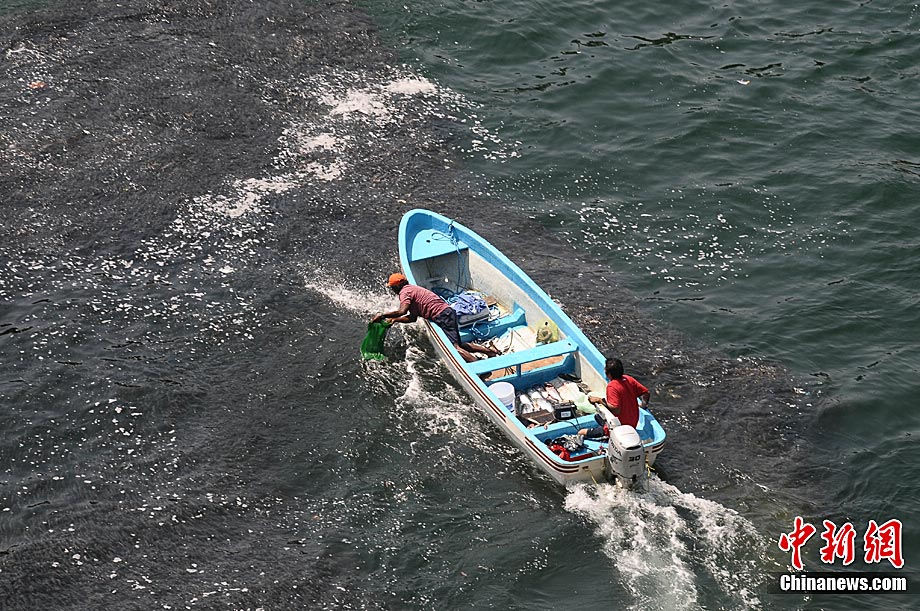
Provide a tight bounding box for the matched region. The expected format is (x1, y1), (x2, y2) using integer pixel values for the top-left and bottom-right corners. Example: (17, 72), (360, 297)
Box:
(565, 477), (765, 610)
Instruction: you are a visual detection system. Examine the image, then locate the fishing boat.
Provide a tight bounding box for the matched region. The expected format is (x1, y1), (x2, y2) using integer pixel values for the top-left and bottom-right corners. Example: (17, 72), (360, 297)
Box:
(398, 209), (666, 487)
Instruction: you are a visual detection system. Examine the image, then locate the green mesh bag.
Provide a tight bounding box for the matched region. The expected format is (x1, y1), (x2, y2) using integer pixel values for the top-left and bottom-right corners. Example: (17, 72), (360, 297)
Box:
(360, 321), (392, 361)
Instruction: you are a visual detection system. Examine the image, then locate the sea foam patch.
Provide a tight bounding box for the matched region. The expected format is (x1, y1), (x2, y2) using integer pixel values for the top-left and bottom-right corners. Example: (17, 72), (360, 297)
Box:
(274, 66), (518, 187)
(385, 77), (437, 96)
(198, 176), (301, 218)
(193, 67), (503, 218)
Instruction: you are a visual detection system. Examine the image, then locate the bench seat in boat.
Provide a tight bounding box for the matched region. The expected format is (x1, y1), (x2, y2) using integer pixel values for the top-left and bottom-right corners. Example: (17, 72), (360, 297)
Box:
(458, 307), (525, 343)
(465, 339), (577, 376)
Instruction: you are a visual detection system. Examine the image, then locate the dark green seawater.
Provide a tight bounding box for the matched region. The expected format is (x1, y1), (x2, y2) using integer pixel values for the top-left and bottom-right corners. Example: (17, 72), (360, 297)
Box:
(0, 0), (917, 609)
(365, 0), (920, 408)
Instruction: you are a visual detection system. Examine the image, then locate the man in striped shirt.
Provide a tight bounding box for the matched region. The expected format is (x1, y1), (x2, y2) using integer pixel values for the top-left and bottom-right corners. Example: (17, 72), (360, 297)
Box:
(371, 273), (499, 363)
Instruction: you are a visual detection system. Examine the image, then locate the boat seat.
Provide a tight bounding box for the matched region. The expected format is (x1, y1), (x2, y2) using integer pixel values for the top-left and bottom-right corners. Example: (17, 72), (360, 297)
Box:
(459, 307), (526, 343)
(409, 229), (469, 262)
(465, 339), (578, 376)
(534, 415), (596, 440)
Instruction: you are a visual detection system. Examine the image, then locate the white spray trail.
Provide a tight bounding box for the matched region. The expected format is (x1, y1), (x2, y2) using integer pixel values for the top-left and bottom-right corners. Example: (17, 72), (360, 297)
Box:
(565, 476), (765, 610)
(304, 277), (394, 316)
(397, 343), (492, 445)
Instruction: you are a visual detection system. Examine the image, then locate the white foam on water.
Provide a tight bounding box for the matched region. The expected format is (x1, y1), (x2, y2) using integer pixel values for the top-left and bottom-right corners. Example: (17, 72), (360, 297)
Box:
(396, 343), (484, 441)
(566, 480), (697, 610)
(659, 480), (765, 608)
(384, 76), (437, 96)
(273, 65), (518, 190)
(185, 68), (457, 227)
(197, 175), (300, 218)
(301, 132), (338, 152)
(323, 88), (389, 118)
(565, 476), (764, 610)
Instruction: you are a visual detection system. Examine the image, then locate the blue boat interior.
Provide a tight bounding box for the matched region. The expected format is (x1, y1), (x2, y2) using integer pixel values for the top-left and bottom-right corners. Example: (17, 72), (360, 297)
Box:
(408, 241), (578, 388)
(457, 305), (577, 389)
(460, 309), (662, 456)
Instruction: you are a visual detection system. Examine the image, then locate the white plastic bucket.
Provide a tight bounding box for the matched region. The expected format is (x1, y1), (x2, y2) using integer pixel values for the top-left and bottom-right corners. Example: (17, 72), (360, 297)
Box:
(490, 381), (516, 411)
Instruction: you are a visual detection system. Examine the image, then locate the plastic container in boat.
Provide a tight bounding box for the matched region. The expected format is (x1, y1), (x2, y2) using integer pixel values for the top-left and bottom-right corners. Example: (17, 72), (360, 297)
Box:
(490, 382), (516, 411)
(574, 392), (596, 414)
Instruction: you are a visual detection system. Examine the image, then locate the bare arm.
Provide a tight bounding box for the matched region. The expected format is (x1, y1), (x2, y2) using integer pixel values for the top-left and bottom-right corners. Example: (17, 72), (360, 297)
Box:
(588, 395), (621, 416)
(371, 302), (412, 324)
(388, 312), (418, 324)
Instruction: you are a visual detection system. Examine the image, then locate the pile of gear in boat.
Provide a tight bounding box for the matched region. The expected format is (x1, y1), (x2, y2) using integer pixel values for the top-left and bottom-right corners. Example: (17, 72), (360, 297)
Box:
(431, 287), (497, 327)
(503, 376), (615, 461)
(514, 377), (596, 425)
(432, 287), (612, 461)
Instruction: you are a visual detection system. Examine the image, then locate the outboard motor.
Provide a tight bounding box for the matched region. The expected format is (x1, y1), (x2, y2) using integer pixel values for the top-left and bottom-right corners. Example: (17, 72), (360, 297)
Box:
(596, 406), (647, 488)
(605, 425), (646, 488)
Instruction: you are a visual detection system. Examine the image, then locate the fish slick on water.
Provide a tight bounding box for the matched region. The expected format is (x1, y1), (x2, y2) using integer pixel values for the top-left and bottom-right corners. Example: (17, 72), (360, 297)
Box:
(396, 209), (666, 488)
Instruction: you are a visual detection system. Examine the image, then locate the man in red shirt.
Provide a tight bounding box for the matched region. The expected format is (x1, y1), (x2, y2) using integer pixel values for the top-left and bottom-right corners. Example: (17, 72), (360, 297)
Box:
(371, 273), (499, 363)
(578, 357), (650, 435)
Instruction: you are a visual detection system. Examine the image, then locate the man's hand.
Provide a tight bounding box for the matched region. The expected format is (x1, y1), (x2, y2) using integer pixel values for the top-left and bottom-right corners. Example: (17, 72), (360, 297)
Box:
(371, 313), (384, 324)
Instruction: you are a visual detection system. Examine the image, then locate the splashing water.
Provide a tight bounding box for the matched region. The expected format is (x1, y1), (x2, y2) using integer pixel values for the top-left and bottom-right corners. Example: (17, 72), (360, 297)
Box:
(565, 476), (766, 610)
(395, 343), (496, 448)
(304, 275), (395, 317)
(304, 272), (498, 453)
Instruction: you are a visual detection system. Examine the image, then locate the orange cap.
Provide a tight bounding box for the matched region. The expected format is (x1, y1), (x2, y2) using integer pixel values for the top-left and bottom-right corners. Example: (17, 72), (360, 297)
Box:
(387, 273), (407, 287)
